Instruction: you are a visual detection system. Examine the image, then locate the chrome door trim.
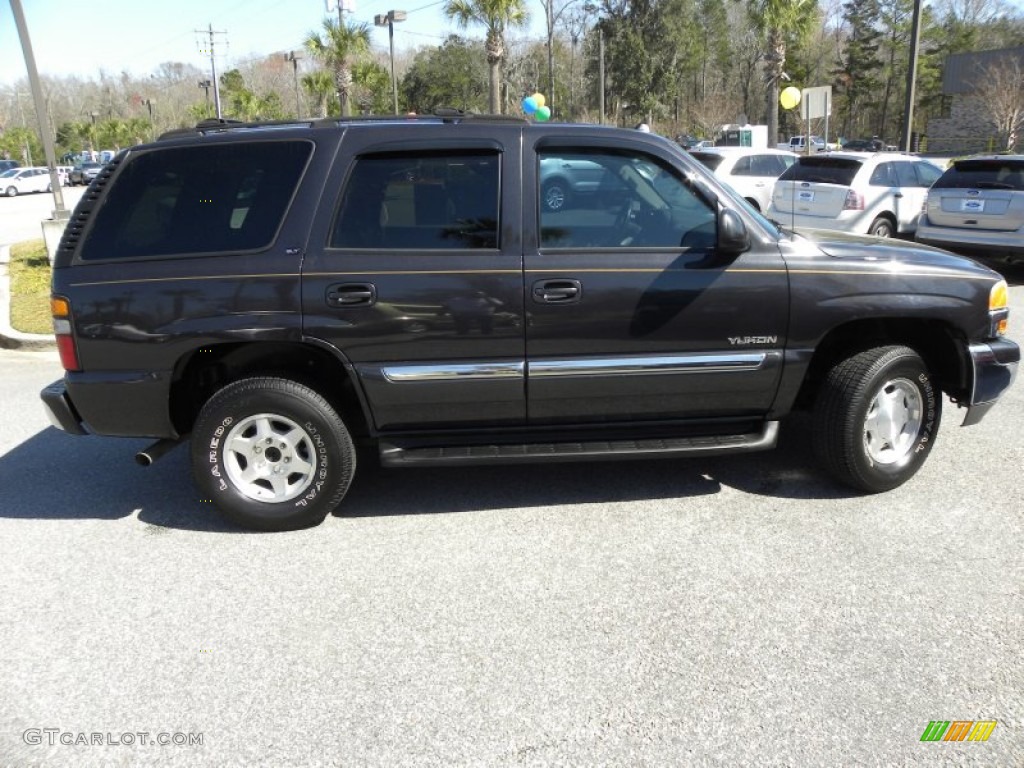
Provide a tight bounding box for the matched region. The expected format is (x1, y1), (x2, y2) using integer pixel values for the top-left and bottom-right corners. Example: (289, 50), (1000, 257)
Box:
(529, 352), (770, 377)
(382, 362), (525, 382)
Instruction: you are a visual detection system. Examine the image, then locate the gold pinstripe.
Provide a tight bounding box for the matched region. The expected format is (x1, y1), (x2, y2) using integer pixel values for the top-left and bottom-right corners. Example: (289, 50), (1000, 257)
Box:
(68, 267), (996, 288)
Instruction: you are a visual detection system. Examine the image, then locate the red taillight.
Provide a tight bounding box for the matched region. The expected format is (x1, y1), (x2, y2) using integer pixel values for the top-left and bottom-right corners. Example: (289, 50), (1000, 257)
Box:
(56, 335), (80, 371)
(51, 295), (80, 372)
(843, 189), (864, 210)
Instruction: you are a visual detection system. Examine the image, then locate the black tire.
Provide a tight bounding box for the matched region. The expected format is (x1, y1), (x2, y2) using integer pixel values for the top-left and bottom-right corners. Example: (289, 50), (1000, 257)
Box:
(812, 345), (941, 493)
(744, 197), (761, 212)
(542, 179), (569, 212)
(191, 377), (356, 531)
(868, 216), (894, 237)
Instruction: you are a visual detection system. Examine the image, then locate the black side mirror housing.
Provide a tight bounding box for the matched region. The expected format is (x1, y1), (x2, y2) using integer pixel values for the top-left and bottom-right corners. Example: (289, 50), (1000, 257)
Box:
(718, 207), (750, 256)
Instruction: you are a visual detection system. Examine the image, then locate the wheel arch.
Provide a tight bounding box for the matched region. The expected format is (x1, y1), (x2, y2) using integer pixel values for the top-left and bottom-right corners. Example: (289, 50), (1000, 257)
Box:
(795, 317), (970, 409)
(170, 340), (372, 439)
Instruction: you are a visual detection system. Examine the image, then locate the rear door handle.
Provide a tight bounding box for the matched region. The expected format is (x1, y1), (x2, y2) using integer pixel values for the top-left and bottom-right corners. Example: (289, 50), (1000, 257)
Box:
(532, 279), (582, 304)
(326, 282), (377, 307)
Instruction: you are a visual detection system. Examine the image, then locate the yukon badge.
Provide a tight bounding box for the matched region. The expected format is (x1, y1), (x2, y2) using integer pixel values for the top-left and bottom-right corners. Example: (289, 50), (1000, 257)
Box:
(729, 335), (778, 345)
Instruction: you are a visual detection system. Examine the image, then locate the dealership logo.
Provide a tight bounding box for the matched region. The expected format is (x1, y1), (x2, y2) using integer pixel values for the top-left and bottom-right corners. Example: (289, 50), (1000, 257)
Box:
(920, 720), (997, 742)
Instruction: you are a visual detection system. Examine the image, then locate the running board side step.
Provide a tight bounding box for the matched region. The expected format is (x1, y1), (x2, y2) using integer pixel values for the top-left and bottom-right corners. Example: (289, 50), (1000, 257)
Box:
(379, 421), (779, 467)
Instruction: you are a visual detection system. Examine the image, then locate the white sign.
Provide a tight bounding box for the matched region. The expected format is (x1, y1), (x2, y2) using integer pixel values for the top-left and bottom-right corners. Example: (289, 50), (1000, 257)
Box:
(800, 86), (832, 121)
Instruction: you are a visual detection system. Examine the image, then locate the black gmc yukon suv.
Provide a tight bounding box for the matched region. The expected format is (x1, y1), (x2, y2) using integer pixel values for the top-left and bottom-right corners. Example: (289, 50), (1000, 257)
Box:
(41, 115), (1019, 531)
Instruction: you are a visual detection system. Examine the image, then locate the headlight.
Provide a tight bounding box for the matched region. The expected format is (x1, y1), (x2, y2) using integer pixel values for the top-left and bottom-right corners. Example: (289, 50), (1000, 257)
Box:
(989, 279), (1009, 337)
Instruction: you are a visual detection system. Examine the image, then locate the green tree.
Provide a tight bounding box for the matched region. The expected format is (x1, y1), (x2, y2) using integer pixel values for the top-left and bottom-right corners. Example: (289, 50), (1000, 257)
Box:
(748, 0), (818, 143)
(444, 0), (530, 113)
(835, 0), (883, 139)
(304, 18), (372, 117)
(401, 36), (490, 113)
(352, 60), (392, 114)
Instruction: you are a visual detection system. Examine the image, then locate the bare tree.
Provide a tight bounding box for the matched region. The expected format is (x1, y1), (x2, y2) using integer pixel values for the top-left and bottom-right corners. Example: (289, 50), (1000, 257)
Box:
(970, 57), (1024, 151)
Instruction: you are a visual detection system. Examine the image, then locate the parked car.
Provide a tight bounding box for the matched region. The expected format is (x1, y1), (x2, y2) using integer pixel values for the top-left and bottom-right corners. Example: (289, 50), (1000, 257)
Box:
(689, 147), (798, 212)
(1, 166), (51, 197)
(916, 155), (1024, 262)
(767, 152), (944, 237)
(675, 134), (702, 150)
(56, 166), (73, 186)
(539, 155), (630, 211)
(69, 162), (104, 186)
(40, 115), (1018, 531)
(841, 138), (885, 152)
(778, 135), (837, 153)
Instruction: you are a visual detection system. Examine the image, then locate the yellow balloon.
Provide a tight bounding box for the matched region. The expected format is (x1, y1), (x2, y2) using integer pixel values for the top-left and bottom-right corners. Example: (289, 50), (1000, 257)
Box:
(532, 92), (546, 109)
(780, 86), (801, 110)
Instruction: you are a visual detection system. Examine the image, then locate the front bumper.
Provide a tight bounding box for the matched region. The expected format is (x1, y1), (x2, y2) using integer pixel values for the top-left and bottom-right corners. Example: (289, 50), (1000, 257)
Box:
(962, 339), (1020, 426)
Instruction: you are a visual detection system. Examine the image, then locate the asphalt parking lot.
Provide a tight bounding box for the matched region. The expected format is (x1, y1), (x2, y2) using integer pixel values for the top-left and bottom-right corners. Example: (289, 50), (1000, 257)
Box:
(1, 274), (1021, 766)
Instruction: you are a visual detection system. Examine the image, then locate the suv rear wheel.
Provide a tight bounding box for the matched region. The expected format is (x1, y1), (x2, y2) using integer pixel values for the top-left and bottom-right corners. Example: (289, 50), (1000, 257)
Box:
(191, 377), (356, 531)
(813, 345), (941, 492)
(868, 216), (894, 238)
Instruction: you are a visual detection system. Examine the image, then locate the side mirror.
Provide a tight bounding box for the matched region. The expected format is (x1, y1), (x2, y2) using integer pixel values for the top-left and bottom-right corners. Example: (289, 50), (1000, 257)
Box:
(718, 207), (750, 256)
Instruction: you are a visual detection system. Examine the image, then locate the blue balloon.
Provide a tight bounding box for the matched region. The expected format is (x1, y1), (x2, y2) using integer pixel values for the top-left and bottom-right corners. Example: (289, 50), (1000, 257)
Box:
(521, 96), (538, 114)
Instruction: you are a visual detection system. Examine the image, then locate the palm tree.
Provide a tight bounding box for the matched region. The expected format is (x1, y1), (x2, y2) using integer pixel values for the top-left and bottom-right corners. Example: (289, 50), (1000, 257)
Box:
(444, 0), (529, 114)
(302, 70), (337, 118)
(304, 18), (372, 117)
(749, 0), (817, 145)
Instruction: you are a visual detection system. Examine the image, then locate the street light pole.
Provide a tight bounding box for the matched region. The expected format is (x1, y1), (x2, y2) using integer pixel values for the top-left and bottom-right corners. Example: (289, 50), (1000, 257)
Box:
(375, 10), (406, 114)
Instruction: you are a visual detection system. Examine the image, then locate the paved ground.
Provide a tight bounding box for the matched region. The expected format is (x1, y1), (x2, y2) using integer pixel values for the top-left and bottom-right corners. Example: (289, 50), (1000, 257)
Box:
(0, 186), (84, 248)
(0, 304), (1021, 766)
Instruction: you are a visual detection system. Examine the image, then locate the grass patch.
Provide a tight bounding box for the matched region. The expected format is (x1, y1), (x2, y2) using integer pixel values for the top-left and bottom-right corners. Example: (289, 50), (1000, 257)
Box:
(8, 239), (52, 335)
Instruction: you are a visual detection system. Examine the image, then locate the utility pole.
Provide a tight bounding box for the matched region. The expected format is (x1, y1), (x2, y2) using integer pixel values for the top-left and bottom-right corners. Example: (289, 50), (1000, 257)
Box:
(900, 0), (923, 152)
(196, 24), (227, 119)
(598, 28), (605, 125)
(285, 52), (302, 117)
(9, 0), (67, 217)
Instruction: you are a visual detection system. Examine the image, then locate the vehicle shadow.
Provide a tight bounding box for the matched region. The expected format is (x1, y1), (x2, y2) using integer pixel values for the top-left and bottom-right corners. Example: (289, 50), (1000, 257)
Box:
(0, 421), (855, 533)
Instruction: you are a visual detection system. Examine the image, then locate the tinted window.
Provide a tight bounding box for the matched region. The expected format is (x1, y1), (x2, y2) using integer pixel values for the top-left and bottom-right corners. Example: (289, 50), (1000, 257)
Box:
(690, 152), (724, 172)
(750, 154), (790, 176)
(915, 162), (942, 187)
(933, 159), (1024, 191)
(332, 151), (499, 249)
(778, 157), (861, 186)
(893, 162), (918, 187)
(538, 149), (716, 250)
(79, 141), (311, 260)
(731, 156), (753, 175)
(869, 163), (895, 186)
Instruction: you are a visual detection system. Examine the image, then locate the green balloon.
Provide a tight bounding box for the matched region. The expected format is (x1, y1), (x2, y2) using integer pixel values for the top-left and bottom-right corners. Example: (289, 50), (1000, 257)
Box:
(535, 106), (551, 122)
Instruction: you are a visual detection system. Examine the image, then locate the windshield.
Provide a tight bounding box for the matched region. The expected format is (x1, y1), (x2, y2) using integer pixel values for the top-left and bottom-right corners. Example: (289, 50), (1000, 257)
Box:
(0, 169), (17, 179)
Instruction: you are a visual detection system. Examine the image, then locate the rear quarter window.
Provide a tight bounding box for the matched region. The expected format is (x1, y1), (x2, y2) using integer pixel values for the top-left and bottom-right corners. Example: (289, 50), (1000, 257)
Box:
(79, 141), (313, 260)
(933, 160), (1024, 191)
(690, 153), (725, 172)
(778, 157), (861, 186)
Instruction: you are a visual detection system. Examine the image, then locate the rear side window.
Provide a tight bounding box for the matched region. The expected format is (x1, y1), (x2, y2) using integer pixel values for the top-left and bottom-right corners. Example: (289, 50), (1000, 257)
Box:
(79, 141), (312, 261)
(933, 160), (1024, 191)
(331, 151), (500, 249)
(690, 152), (724, 172)
(778, 157), (861, 186)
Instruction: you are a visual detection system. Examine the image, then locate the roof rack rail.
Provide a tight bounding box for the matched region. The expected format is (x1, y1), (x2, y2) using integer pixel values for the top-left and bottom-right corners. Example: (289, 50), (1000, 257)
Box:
(156, 110), (527, 140)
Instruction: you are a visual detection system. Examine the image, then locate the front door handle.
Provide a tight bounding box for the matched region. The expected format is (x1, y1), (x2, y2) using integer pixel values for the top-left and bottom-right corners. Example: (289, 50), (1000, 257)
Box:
(532, 279), (582, 304)
(326, 282), (377, 307)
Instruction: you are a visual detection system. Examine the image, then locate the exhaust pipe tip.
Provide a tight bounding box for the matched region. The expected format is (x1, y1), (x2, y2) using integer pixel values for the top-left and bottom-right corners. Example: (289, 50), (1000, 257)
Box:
(135, 437), (183, 467)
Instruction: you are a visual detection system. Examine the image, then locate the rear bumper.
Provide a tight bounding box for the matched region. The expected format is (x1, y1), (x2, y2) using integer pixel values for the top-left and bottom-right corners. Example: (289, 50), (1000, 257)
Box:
(40, 380), (88, 435)
(39, 370), (177, 438)
(917, 221), (1024, 260)
(962, 339), (1020, 426)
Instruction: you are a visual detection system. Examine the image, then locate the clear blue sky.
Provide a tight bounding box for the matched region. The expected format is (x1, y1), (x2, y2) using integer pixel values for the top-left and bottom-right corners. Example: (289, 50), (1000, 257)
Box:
(0, 0), (550, 86)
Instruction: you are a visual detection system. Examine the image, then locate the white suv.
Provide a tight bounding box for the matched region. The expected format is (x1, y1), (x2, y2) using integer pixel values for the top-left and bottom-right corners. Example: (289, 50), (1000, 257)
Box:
(767, 152), (944, 237)
(916, 155), (1024, 262)
(689, 147), (797, 212)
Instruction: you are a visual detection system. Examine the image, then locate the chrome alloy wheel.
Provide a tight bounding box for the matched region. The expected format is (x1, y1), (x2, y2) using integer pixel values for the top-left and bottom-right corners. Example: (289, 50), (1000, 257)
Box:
(222, 413), (317, 503)
(863, 377), (923, 465)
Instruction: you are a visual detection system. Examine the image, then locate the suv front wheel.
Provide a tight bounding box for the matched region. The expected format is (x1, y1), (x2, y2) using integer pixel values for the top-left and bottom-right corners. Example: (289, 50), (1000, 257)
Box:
(191, 377), (356, 531)
(813, 345), (941, 492)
